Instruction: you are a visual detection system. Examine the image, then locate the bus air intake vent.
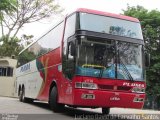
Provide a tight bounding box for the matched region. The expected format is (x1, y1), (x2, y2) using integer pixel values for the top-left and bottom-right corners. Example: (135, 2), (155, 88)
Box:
(117, 86), (131, 91)
(98, 85), (131, 91)
(98, 85), (113, 90)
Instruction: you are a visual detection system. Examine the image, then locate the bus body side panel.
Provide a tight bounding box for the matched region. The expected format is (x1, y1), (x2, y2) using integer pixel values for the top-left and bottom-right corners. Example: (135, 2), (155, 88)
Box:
(16, 60), (43, 99)
(36, 47), (62, 101)
(16, 47), (62, 100)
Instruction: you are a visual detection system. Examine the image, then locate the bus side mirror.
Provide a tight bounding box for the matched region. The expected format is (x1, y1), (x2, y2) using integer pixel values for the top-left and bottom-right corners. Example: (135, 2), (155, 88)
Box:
(70, 42), (76, 56)
(145, 53), (150, 67)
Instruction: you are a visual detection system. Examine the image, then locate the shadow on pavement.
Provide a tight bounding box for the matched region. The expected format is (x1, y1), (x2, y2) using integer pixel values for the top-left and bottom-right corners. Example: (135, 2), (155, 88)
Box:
(25, 101), (129, 120)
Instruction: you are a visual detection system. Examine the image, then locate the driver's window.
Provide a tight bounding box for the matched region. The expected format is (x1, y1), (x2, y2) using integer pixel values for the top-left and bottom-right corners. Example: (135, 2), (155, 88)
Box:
(94, 45), (106, 65)
(63, 42), (75, 80)
(62, 13), (76, 80)
(78, 40), (94, 65)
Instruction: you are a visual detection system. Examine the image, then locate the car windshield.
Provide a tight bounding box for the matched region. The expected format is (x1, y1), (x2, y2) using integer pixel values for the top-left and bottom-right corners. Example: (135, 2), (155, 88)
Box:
(76, 38), (144, 81)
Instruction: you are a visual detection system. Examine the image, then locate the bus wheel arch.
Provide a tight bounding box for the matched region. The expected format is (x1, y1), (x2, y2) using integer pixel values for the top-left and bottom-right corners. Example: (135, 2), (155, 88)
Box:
(49, 81), (64, 112)
(49, 81), (57, 96)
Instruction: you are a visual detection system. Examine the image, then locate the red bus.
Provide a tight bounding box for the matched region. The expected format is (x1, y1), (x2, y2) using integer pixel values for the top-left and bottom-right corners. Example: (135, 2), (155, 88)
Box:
(16, 8), (146, 114)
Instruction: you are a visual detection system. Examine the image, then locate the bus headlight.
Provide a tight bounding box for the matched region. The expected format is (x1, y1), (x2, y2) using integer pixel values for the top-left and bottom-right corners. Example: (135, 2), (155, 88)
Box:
(75, 82), (98, 90)
(132, 87), (145, 93)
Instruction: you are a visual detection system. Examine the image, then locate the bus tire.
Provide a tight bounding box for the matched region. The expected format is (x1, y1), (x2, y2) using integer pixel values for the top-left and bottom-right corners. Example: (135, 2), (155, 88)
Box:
(102, 107), (110, 115)
(24, 97), (34, 103)
(49, 86), (64, 112)
(21, 87), (26, 102)
(19, 90), (23, 102)
(21, 88), (34, 103)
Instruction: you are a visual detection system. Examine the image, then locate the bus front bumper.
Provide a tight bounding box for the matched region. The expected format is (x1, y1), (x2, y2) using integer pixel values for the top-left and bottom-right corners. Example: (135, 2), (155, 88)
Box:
(73, 89), (145, 109)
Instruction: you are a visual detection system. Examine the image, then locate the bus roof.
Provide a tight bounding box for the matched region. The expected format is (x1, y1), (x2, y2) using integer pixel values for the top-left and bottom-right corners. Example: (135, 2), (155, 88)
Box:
(75, 8), (139, 23)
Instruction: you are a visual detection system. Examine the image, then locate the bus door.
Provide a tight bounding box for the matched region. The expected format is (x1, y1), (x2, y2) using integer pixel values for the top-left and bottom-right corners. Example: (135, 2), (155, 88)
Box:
(61, 40), (76, 104)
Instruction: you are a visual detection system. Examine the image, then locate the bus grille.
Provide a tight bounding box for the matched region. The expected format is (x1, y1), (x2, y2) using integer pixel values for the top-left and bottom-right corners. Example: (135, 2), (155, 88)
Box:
(98, 85), (131, 91)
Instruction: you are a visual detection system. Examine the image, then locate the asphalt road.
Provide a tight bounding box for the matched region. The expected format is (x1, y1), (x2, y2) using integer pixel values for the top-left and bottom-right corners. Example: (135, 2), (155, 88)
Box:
(0, 97), (159, 120)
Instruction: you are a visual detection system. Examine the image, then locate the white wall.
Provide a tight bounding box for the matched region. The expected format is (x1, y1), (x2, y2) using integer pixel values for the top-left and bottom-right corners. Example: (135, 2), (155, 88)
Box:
(0, 58), (17, 97)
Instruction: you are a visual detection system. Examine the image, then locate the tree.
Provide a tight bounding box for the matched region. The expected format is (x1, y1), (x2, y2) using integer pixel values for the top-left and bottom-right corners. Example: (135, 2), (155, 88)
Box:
(0, 0), (17, 17)
(123, 5), (160, 109)
(20, 34), (34, 47)
(0, 36), (22, 57)
(0, 0), (63, 58)
(0, 0), (17, 35)
(1, 0), (63, 39)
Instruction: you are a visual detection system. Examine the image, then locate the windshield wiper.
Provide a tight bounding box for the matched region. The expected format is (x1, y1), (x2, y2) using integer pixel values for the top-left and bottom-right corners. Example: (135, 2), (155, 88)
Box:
(120, 60), (134, 82)
(117, 50), (134, 82)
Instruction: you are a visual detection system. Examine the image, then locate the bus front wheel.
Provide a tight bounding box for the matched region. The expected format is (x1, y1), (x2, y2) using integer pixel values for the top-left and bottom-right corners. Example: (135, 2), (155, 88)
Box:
(102, 107), (110, 115)
(49, 86), (64, 112)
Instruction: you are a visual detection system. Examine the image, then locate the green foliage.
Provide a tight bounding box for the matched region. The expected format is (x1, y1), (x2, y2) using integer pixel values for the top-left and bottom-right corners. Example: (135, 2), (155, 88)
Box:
(0, 0), (63, 58)
(0, 0), (16, 11)
(0, 0), (17, 20)
(18, 50), (36, 66)
(0, 0), (63, 38)
(123, 5), (160, 109)
(0, 36), (22, 57)
(20, 34), (34, 47)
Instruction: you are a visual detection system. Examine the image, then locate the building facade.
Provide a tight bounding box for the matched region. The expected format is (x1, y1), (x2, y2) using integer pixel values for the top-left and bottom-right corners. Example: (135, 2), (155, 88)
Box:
(0, 57), (17, 97)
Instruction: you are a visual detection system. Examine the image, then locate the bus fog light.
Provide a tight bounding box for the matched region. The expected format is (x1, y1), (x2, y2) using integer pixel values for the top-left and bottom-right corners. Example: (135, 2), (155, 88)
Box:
(139, 98), (144, 102)
(81, 94), (95, 99)
(133, 97), (144, 102)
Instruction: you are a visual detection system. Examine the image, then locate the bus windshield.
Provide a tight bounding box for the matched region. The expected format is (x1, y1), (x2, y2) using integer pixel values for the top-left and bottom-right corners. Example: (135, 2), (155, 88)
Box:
(79, 13), (143, 40)
(76, 38), (144, 81)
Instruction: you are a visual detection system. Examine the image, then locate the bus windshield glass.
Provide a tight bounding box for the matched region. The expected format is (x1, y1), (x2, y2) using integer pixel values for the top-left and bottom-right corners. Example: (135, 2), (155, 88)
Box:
(79, 13), (143, 40)
(76, 38), (144, 81)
